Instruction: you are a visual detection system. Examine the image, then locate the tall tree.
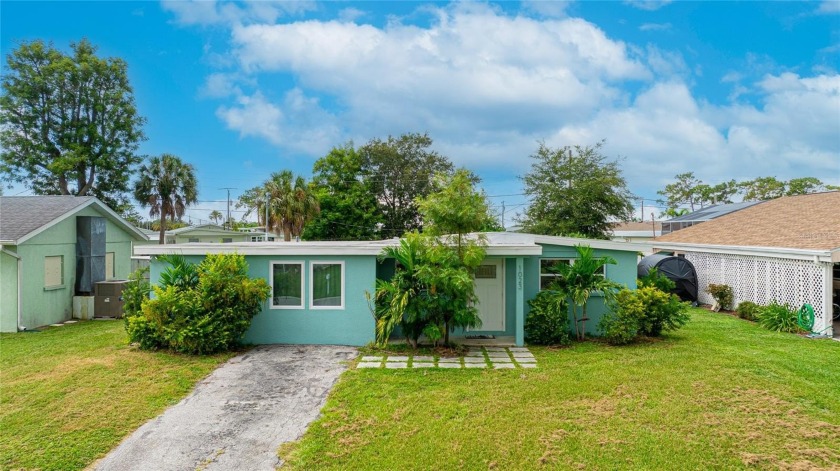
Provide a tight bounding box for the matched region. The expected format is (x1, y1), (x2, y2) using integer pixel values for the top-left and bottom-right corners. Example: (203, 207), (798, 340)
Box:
(209, 210), (223, 225)
(520, 141), (635, 239)
(657, 172), (704, 212)
(359, 133), (454, 238)
(133, 154), (198, 244)
(0, 39), (146, 213)
(263, 171), (320, 242)
(785, 177), (826, 196)
(302, 143), (383, 241)
(740, 176), (786, 201)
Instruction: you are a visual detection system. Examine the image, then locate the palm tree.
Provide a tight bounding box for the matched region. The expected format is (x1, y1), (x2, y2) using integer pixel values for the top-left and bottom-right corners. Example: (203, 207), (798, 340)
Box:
(209, 210), (223, 225)
(264, 171), (320, 241)
(133, 154), (198, 244)
(551, 245), (623, 340)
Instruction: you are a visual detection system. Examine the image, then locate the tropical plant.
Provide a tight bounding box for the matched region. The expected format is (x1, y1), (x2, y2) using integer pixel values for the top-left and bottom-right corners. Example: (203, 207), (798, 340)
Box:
(0, 39), (146, 214)
(551, 245), (623, 340)
(126, 253), (270, 354)
(252, 171), (320, 241)
(524, 289), (570, 345)
(600, 286), (690, 344)
(736, 301), (761, 321)
(638, 267), (676, 293)
(706, 284), (734, 311)
(156, 254), (199, 290)
(519, 141), (635, 239)
(133, 154), (198, 244)
(209, 210), (223, 225)
(122, 267), (150, 321)
(757, 301), (801, 333)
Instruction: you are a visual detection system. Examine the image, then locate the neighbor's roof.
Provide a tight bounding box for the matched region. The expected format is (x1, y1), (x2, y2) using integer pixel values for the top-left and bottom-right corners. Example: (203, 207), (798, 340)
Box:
(611, 221), (662, 237)
(664, 201), (761, 223)
(0, 196), (148, 244)
(655, 191), (840, 251)
(166, 224), (244, 235)
(134, 232), (649, 257)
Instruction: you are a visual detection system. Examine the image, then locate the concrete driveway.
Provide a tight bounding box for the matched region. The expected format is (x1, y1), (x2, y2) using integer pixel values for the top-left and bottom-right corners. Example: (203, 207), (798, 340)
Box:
(94, 345), (357, 471)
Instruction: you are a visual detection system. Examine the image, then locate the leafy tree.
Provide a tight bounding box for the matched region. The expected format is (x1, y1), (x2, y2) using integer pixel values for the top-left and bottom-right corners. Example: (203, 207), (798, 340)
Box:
(303, 143), (382, 241)
(550, 245), (623, 341)
(740, 176), (786, 201)
(416, 169), (494, 251)
(661, 207), (689, 218)
(658, 172), (703, 212)
(236, 187), (269, 228)
(785, 177), (826, 196)
(266, 171), (319, 241)
(520, 141), (634, 239)
(697, 180), (738, 206)
(359, 133), (454, 238)
(0, 39), (146, 214)
(133, 154), (198, 244)
(209, 210), (223, 225)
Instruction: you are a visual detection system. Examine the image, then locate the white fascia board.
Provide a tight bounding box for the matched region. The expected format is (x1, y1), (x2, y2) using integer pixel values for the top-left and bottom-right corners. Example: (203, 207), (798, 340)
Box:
(530, 235), (650, 253)
(831, 248), (840, 263)
(133, 242), (393, 257)
(485, 245), (543, 256)
(15, 198), (149, 244)
(1, 246), (21, 259)
(652, 241), (834, 262)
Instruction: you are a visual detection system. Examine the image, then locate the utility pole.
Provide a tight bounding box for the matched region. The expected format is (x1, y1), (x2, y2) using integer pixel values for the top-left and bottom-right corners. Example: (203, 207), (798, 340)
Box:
(651, 212), (656, 238)
(501, 201), (506, 230)
(265, 192), (270, 242)
(640, 198), (644, 222)
(219, 187), (236, 230)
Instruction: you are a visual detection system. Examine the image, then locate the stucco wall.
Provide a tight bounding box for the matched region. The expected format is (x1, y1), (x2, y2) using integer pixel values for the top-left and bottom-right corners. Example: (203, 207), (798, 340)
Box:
(15, 206), (136, 328)
(0, 250), (19, 332)
(150, 254), (377, 346)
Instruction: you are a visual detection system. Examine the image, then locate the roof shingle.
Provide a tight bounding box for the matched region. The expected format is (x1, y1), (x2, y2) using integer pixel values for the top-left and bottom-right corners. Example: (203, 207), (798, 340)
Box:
(0, 196), (95, 243)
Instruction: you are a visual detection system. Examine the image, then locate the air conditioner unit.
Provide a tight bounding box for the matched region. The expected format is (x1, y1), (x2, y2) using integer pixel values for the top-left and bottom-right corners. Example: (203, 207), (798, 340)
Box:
(94, 280), (129, 318)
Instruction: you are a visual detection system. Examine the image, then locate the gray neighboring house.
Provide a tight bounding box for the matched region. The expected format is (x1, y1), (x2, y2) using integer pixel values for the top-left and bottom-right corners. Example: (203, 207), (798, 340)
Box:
(0, 196), (147, 332)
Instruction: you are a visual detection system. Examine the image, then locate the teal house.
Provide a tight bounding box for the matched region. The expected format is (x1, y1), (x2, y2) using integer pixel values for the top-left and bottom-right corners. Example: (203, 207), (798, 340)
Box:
(0, 196), (149, 332)
(134, 233), (646, 346)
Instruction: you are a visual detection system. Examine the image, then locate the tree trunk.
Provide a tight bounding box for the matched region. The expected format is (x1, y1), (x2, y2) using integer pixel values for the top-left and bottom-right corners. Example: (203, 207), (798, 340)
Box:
(158, 216), (166, 245)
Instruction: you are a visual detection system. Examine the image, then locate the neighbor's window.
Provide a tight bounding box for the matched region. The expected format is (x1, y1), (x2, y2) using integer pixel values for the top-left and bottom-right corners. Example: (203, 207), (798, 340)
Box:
(44, 255), (64, 288)
(188, 237), (199, 243)
(222, 238), (233, 243)
(540, 259), (571, 290)
(105, 252), (115, 279)
(311, 262), (344, 309)
(271, 262), (303, 308)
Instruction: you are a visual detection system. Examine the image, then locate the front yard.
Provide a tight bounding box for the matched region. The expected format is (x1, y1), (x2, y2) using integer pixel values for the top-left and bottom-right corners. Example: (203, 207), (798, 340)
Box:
(281, 309), (840, 470)
(0, 321), (234, 471)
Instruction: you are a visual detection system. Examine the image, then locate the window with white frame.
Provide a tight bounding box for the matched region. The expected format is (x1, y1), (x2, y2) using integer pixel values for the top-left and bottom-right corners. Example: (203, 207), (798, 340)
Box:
(44, 255), (64, 288)
(105, 252), (115, 279)
(539, 258), (606, 290)
(311, 262), (344, 308)
(270, 261), (304, 308)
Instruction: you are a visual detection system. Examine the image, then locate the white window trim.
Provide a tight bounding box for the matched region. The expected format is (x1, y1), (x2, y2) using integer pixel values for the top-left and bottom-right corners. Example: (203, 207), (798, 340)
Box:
(269, 260), (305, 310)
(539, 257), (607, 290)
(310, 261), (345, 310)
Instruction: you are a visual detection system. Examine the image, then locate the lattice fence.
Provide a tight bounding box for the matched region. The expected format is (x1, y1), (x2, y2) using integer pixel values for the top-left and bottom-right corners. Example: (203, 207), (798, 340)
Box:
(683, 251), (831, 333)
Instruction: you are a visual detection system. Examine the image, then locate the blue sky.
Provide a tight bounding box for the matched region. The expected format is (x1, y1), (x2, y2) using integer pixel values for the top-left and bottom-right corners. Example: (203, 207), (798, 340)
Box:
(2, 1), (839, 225)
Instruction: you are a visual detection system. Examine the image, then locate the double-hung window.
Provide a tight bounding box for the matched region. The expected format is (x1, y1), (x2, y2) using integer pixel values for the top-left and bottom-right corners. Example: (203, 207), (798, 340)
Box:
(270, 261), (304, 309)
(310, 262), (344, 309)
(539, 258), (607, 290)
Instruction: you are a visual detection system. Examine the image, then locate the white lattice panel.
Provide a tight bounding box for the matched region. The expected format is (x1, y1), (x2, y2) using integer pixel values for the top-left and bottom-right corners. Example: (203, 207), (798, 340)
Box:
(683, 252), (830, 333)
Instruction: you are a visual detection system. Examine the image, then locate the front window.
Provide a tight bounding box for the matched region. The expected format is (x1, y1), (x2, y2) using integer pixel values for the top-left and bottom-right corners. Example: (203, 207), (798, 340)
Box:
(270, 262), (303, 309)
(311, 262), (344, 309)
(540, 259), (571, 290)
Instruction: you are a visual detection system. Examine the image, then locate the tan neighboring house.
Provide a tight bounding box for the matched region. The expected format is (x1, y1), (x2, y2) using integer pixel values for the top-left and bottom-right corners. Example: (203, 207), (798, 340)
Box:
(653, 191), (840, 338)
(611, 221), (662, 245)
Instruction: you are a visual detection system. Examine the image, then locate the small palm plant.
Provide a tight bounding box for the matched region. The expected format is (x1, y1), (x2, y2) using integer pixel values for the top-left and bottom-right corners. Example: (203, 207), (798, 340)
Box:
(551, 245), (623, 340)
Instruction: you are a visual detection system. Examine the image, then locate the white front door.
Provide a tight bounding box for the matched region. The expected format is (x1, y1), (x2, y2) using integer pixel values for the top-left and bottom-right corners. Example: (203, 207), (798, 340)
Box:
(473, 259), (505, 331)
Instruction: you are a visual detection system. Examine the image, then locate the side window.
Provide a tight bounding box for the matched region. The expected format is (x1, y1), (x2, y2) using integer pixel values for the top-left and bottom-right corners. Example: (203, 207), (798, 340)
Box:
(105, 252), (115, 279)
(539, 259), (571, 290)
(188, 237), (199, 243)
(311, 262), (344, 309)
(270, 262), (303, 309)
(222, 238), (233, 243)
(44, 255), (64, 288)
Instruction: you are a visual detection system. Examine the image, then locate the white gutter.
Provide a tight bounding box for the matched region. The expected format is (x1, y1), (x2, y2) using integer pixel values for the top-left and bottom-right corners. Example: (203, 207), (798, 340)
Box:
(651, 241), (834, 263)
(1, 246), (23, 331)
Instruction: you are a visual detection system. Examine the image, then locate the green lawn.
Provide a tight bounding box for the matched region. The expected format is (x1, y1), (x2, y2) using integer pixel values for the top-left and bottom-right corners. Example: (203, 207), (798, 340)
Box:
(0, 320), (235, 471)
(281, 309), (840, 470)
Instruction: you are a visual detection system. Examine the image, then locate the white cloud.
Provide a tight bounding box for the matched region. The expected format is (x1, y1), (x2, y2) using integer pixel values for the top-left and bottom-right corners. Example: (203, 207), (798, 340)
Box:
(520, 1), (573, 18)
(624, 0), (672, 11)
(162, 0), (315, 26)
(338, 7), (366, 23)
(639, 22), (671, 31)
(816, 1), (840, 14)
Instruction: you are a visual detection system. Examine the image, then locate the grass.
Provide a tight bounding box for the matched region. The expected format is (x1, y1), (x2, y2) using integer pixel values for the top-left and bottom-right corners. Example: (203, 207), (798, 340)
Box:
(280, 309), (840, 470)
(0, 320), (235, 471)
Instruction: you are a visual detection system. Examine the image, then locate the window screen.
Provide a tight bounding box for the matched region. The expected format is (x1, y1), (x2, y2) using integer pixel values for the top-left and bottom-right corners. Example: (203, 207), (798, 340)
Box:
(312, 262), (343, 308)
(271, 262), (303, 308)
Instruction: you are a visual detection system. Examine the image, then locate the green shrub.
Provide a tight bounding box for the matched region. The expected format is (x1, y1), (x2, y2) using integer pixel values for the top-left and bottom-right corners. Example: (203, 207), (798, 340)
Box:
(601, 286), (691, 345)
(757, 301), (801, 333)
(525, 289), (571, 346)
(706, 284), (734, 311)
(122, 267), (150, 320)
(638, 267), (676, 293)
(735, 301), (761, 321)
(127, 253), (270, 354)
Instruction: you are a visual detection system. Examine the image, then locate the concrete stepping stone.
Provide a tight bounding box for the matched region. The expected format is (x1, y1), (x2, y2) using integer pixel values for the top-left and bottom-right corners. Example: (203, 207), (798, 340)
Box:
(49, 324), (65, 327)
(437, 357), (461, 363)
(465, 351), (486, 357)
(490, 357), (513, 363)
(357, 362), (381, 369)
(463, 357), (487, 363)
(386, 356), (409, 362)
(361, 356), (383, 362)
(64, 320), (78, 324)
(514, 357), (537, 363)
(486, 351), (511, 358)
(412, 362), (434, 368)
(464, 363), (487, 368)
(437, 363), (461, 368)
(492, 363), (516, 369)
(412, 356), (434, 362)
(385, 362), (408, 369)
(484, 347), (507, 352)
(508, 347), (530, 352)
(520, 363), (538, 369)
(512, 354), (535, 360)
